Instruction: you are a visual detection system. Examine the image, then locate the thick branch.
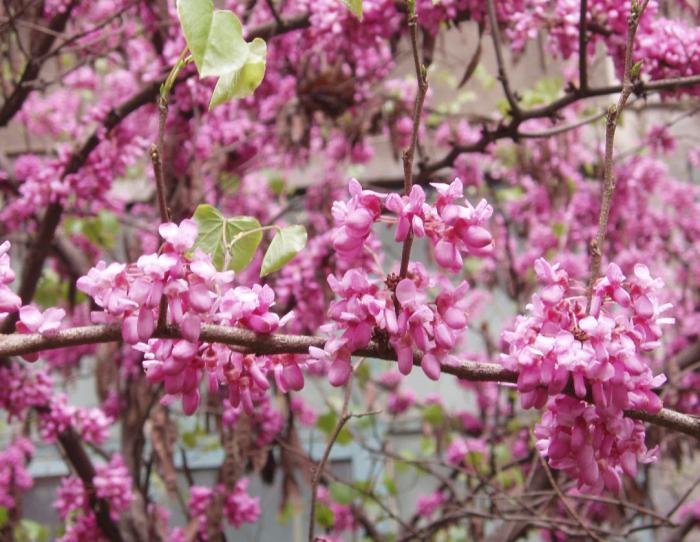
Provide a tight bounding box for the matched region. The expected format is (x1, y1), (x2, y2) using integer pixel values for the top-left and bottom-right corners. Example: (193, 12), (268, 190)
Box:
(3, 323), (700, 440)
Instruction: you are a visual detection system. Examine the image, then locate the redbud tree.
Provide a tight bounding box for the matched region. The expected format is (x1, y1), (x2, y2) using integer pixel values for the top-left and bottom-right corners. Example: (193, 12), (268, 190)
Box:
(1, 0), (700, 540)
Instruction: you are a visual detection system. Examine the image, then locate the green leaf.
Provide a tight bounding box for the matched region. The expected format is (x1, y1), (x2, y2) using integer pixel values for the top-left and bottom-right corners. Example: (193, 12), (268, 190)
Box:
(383, 475), (398, 496)
(15, 520), (50, 542)
(277, 501), (297, 524)
(317, 411), (337, 436)
(631, 59), (643, 79)
(35, 269), (87, 309)
(177, 0), (248, 76)
(267, 172), (286, 195)
(260, 225), (307, 277)
(423, 403), (445, 426)
(192, 204), (262, 271)
(210, 38), (267, 108)
(316, 504), (335, 529)
(64, 210), (120, 249)
(316, 411), (352, 444)
(420, 436), (436, 455)
(329, 482), (355, 505)
(355, 362), (371, 388)
(552, 222), (567, 239)
(176, 0), (268, 109)
(227, 217), (264, 271)
(335, 426), (353, 446)
(0, 507), (8, 529)
(395, 451), (416, 474)
(182, 430), (198, 449)
(342, 0), (363, 19)
(521, 76), (562, 108)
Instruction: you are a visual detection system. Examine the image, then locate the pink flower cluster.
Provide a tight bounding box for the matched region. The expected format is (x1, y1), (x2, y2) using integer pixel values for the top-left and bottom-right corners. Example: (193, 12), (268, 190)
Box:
(535, 396), (658, 493)
(39, 394), (112, 445)
(315, 485), (357, 535)
(445, 436), (489, 469)
(501, 259), (670, 412)
(312, 179), (492, 386)
(0, 365), (53, 421)
(290, 395), (318, 426)
(16, 304), (66, 361)
(311, 264), (472, 385)
(332, 178), (493, 272)
(222, 395), (285, 447)
(502, 258), (671, 492)
(78, 219), (302, 416)
(415, 490), (446, 519)
(0, 438), (34, 511)
(94, 454), (134, 520)
(189, 479), (261, 538)
(54, 454), (133, 540)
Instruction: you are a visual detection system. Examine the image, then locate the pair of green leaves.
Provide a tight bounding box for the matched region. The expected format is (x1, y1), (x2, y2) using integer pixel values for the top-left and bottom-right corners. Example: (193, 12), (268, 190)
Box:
(193, 204), (306, 277)
(176, 0), (267, 109)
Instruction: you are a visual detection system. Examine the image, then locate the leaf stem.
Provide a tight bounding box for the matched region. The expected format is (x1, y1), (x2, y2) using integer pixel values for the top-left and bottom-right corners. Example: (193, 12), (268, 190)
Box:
(228, 224), (280, 249)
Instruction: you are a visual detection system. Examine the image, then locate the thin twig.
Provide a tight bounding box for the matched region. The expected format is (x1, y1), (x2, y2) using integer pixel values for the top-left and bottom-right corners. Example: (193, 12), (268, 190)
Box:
(486, 0), (520, 118)
(666, 473), (700, 518)
(264, 0), (284, 28)
(398, 1), (429, 279)
(538, 452), (605, 542)
(151, 145), (170, 224)
(586, 0), (651, 311)
(308, 379), (353, 542)
(579, 0), (589, 91)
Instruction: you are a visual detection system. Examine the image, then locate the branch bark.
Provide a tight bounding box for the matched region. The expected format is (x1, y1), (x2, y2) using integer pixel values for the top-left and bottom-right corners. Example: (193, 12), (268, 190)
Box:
(3, 322), (700, 441)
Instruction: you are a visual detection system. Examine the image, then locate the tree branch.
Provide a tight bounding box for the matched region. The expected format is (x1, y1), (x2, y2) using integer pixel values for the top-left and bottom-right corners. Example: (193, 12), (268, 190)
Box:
(307, 378), (352, 542)
(398, 1), (430, 279)
(56, 426), (125, 542)
(486, 0), (521, 118)
(586, 0), (650, 309)
(579, 0), (589, 91)
(0, 1), (76, 127)
(3, 323), (700, 441)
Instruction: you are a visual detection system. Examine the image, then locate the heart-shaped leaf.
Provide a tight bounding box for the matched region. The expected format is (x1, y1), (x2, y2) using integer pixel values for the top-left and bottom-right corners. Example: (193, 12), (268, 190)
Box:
(176, 0), (248, 77)
(176, 0), (268, 109)
(210, 38), (267, 109)
(193, 204), (262, 271)
(260, 225), (307, 277)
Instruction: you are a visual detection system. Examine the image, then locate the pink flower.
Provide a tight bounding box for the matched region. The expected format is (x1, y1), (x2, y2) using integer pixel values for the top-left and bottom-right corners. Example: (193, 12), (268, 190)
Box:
(158, 219), (198, 252)
(387, 388), (417, 415)
(416, 490), (446, 519)
(385, 185), (427, 241)
(0, 241), (21, 314)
